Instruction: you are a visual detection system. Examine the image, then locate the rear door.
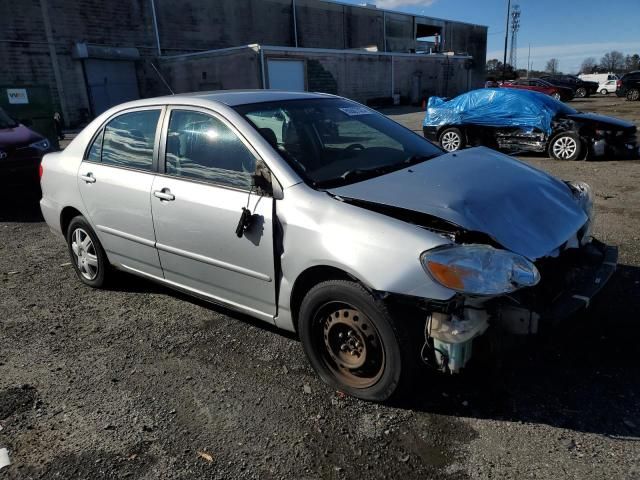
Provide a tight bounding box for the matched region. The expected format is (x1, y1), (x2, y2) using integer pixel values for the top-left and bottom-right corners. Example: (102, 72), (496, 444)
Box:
(150, 107), (277, 321)
(78, 107), (164, 277)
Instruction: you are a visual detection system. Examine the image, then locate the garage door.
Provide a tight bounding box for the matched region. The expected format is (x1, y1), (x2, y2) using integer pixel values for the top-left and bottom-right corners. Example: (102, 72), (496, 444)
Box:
(84, 59), (140, 116)
(267, 59), (306, 91)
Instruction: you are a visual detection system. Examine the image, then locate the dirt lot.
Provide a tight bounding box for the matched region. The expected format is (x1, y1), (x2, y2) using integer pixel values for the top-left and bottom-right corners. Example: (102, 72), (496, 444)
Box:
(1, 95), (639, 479)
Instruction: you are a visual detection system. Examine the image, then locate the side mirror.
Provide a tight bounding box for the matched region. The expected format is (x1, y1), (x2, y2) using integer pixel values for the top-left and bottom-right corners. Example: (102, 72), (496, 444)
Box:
(252, 159), (273, 196)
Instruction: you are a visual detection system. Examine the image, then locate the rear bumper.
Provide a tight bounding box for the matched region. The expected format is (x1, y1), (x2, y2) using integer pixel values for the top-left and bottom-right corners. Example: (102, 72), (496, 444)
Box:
(40, 196), (63, 238)
(423, 126), (439, 142)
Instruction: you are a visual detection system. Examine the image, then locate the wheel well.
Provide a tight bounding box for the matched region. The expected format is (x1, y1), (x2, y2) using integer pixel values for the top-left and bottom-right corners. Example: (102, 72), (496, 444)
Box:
(289, 266), (357, 331)
(60, 207), (83, 236)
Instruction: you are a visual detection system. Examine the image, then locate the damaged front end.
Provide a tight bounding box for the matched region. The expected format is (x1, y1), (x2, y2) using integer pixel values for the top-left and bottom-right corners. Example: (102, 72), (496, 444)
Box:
(419, 238), (617, 373)
(339, 178), (617, 374)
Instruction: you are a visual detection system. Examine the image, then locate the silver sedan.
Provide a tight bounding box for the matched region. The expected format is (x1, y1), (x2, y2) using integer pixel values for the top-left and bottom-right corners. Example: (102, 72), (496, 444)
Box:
(40, 91), (617, 401)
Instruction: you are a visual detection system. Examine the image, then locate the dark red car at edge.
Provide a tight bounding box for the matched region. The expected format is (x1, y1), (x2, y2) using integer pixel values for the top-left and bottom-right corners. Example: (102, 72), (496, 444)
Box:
(500, 78), (575, 102)
(0, 107), (51, 185)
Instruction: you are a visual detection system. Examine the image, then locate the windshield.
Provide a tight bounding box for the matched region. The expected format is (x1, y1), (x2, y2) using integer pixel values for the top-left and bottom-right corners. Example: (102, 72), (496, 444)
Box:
(0, 107), (18, 129)
(234, 98), (443, 187)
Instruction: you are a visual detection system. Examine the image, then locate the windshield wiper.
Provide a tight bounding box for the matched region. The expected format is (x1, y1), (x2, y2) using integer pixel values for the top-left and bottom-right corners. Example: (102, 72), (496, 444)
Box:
(314, 153), (441, 188)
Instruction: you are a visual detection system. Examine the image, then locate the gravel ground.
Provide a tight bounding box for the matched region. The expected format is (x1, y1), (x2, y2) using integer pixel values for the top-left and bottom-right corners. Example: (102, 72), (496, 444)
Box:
(1, 95), (639, 479)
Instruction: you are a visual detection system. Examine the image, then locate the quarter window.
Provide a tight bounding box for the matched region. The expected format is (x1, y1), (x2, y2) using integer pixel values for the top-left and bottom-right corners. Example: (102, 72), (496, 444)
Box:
(86, 128), (104, 162)
(165, 110), (256, 189)
(101, 110), (160, 171)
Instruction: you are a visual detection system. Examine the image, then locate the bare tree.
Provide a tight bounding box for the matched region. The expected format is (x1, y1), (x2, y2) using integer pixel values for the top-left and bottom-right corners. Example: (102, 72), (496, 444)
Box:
(600, 51), (625, 72)
(625, 54), (640, 73)
(545, 58), (560, 74)
(580, 57), (597, 74)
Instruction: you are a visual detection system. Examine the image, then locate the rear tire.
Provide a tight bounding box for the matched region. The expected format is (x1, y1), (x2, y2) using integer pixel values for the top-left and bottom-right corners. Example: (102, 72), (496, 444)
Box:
(627, 88), (640, 101)
(551, 92), (562, 101)
(439, 127), (465, 152)
(575, 87), (587, 98)
(298, 280), (416, 402)
(600, 89), (608, 95)
(66, 216), (109, 288)
(549, 132), (582, 161)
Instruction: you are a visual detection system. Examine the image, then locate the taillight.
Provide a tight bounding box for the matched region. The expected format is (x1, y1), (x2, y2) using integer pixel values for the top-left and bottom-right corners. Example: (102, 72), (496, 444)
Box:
(39, 163), (43, 179)
(617, 80), (622, 88)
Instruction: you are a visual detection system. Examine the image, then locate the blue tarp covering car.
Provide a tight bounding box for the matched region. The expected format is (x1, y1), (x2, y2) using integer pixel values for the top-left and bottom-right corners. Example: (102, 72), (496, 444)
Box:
(423, 88), (574, 135)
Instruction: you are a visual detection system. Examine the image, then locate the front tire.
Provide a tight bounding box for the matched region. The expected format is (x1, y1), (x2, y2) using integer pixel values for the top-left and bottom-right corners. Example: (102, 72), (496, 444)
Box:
(549, 132), (582, 161)
(66, 216), (109, 288)
(627, 88), (640, 101)
(298, 280), (415, 402)
(600, 89), (609, 95)
(439, 127), (465, 152)
(575, 87), (587, 98)
(551, 92), (562, 101)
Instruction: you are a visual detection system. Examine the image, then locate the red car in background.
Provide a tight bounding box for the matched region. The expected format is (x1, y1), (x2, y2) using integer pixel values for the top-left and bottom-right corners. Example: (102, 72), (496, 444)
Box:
(500, 78), (575, 102)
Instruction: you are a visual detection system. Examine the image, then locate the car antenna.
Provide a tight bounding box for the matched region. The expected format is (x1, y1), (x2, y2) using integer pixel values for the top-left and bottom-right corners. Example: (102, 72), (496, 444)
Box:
(150, 62), (174, 95)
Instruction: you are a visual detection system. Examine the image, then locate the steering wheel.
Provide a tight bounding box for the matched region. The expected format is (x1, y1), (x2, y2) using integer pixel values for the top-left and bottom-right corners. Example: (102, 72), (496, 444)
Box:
(345, 143), (365, 153)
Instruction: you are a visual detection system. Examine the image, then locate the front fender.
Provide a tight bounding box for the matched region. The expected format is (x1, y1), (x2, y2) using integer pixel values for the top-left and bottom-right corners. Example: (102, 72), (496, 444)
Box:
(274, 184), (455, 331)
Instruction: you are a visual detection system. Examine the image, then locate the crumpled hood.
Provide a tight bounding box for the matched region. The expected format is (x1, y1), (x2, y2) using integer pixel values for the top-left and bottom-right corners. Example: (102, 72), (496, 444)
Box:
(329, 147), (588, 260)
(567, 112), (636, 130)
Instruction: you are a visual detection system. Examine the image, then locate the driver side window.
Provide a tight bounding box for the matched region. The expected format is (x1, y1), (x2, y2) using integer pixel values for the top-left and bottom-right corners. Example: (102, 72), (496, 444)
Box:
(165, 110), (256, 190)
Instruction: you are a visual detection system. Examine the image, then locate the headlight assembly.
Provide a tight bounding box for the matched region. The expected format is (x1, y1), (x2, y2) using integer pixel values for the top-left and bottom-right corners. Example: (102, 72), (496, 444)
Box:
(421, 244), (540, 296)
(29, 139), (50, 151)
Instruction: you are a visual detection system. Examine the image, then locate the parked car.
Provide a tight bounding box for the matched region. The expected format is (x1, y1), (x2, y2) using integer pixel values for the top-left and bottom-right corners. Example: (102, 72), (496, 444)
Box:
(423, 89), (638, 161)
(501, 78), (574, 102)
(41, 91), (617, 401)
(540, 74), (598, 98)
(616, 71), (640, 101)
(579, 73), (619, 85)
(0, 107), (52, 185)
(598, 80), (618, 95)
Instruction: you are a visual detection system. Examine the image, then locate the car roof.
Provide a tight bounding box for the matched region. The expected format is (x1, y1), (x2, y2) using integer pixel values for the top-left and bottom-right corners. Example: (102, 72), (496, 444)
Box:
(119, 90), (335, 109)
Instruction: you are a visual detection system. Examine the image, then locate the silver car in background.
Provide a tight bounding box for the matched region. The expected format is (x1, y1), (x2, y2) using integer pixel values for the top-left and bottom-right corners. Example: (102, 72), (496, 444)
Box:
(40, 91), (617, 401)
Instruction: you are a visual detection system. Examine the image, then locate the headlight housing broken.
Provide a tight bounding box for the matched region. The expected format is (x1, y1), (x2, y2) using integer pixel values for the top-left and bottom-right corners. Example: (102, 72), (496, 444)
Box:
(421, 244), (540, 296)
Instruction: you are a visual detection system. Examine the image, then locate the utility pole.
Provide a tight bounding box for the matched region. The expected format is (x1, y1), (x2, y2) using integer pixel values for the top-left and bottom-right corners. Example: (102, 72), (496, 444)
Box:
(502, 0), (511, 81)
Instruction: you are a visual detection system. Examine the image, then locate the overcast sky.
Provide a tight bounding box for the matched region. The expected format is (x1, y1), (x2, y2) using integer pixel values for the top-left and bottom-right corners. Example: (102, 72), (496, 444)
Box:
(341, 0), (640, 73)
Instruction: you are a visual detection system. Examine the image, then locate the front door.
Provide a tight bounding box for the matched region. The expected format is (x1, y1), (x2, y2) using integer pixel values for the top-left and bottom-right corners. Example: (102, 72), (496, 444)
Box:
(78, 107), (164, 277)
(150, 108), (277, 321)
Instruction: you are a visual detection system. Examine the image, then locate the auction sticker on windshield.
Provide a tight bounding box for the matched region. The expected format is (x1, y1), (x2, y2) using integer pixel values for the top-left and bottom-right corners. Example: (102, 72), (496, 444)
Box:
(339, 106), (372, 116)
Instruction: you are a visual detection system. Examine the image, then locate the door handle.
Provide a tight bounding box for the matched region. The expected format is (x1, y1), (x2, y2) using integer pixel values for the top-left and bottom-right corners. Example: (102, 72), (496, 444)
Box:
(153, 188), (175, 201)
(80, 172), (96, 184)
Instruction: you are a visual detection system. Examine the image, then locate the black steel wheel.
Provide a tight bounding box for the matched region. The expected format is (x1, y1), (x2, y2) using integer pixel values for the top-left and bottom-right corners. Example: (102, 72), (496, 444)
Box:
(298, 280), (416, 402)
(627, 89), (640, 101)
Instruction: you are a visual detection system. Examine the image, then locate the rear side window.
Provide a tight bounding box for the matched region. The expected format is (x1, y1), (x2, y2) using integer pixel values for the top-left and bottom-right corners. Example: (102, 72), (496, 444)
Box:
(165, 110), (256, 189)
(101, 110), (161, 171)
(86, 129), (104, 162)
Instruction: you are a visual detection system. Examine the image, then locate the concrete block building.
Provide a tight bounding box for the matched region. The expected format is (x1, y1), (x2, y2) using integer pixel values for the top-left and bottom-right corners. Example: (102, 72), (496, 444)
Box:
(1, 0), (487, 127)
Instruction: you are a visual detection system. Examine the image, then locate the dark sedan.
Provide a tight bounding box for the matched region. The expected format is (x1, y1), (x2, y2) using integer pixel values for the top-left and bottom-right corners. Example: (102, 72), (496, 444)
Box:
(423, 89), (638, 161)
(541, 74), (599, 98)
(0, 107), (51, 185)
